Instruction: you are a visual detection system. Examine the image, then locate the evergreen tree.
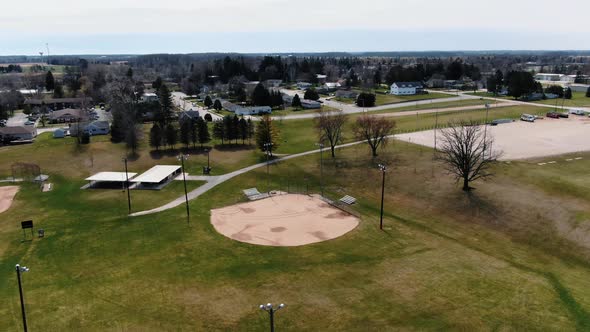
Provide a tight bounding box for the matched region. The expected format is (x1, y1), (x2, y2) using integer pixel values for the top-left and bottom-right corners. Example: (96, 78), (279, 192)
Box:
(197, 117), (211, 148)
(126, 68), (133, 78)
(356, 92), (376, 107)
(232, 115), (240, 143)
(152, 76), (163, 90)
(157, 84), (173, 125)
(304, 88), (320, 101)
(125, 124), (140, 155)
(213, 99), (222, 111)
(53, 83), (64, 98)
(564, 87), (573, 99)
(239, 117), (248, 144)
(179, 119), (192, 148)
(110, 112), (126, 143)
(204, 95), (213, 108)
(247, 118), (255, 144)
(45, 71), (55, 91)
(256, 115), (280, 155)
(164, 123), (178, 149)
(586, 86), (590, 98)
(373, 69), (382, 86)
(213, 120), (225, 144)
(505, 71), (536, 100)
(190, 119), (198, 148)
(291, 94), (302, 108)
(252, 83), (271, 106)
(149, 123), (163, 150)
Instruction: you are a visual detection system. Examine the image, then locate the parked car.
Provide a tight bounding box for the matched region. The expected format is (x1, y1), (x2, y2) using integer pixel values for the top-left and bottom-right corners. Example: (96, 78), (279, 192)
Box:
(558, 112), (569, 118)
(546, 112), (560, 119)
(490, 118), (514, 126)
(569, 109), (586, 116)
(24, 120), (36, 126)
(520, 114), (535, 122)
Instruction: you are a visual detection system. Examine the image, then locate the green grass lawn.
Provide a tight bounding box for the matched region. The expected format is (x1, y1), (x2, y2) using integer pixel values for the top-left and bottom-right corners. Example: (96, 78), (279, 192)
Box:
(2, 140), (590, 330)
(373, 92), (449, 106)
(467, 91), (590, 108)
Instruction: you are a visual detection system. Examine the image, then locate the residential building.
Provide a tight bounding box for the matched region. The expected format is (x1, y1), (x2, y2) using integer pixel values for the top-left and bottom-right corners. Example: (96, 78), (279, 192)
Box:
(323, 82), (342, 92)
(179, 111), (200, 125)
(49, 108), (86, 123)
(222, 101), (272, 116)
(140, 93), (159, 103)
(264, 79), (283, 89)
(316, 74), (327, 84)
(390, 82), (424, 95)
(335, 90), (358, 99)
(300, 99), (322, 109)
(297, 82), (312, 90)
(0, 126), (37, 142)
(24, 97), (93, 111)
(70, 121), (110, 137)
(244, 81), (261, 96)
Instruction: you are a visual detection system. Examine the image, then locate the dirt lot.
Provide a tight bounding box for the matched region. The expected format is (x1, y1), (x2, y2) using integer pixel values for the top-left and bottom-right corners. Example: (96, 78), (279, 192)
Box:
(0, 186), (19, 214)
(396, 116), (590, 160)
(211, 194), (359, 246)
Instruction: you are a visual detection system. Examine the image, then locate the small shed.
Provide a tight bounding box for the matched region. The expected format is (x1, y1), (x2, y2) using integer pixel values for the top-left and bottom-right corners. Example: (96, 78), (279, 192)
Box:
(53, 128), (66, 138)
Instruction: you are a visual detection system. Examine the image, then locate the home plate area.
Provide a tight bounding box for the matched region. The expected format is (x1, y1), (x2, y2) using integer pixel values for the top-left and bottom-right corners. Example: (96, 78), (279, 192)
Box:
(211, 193), (359, 247)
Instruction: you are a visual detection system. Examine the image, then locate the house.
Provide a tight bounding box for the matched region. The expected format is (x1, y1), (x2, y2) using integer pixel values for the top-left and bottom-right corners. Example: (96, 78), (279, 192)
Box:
(316, 74), (327, 84)
(236, 106), (272, 116)
(53, 128), (67, 138)
(335, 90), (358, 99)
(323, 82), (341, 92)
(390, 82), (424, 95)
(84, 121), (110, 135)
(300, 99), (322, 109)
(0, 126), (37, 142)
(179, 111), (200, 125)
(24, 97), (92, 112)
(70, 121), (110, 137)
(48, 108), (85, 123)
(297, 82), (312, 90)
(140, 93), (159, 103)
(426, 77), (445, 88)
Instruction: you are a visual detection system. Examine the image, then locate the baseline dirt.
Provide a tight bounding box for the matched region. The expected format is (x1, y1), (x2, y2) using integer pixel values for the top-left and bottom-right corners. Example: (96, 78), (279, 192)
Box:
(0, 186), (19, 214)
(211, 194), (359, 246)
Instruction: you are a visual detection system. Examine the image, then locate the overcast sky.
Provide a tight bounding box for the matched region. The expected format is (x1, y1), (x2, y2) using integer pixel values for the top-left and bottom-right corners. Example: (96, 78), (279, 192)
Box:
(2, 0), (589, 55)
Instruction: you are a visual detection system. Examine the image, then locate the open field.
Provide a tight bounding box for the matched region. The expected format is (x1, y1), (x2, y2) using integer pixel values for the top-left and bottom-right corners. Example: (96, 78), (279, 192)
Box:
(275, 104), (546, 154)
(397, 116), (590, 160)
(374, 91), (449, 106)
(2, 139), (590, 330)
(468, 91), (590, 108)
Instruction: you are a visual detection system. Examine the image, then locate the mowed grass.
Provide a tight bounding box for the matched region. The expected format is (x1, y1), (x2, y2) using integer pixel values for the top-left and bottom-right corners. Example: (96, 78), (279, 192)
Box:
(275, 104), (546, 154)
(1, 139), (590, 330)
(468, 91), (590, 108)
(374, 91), (449, 106)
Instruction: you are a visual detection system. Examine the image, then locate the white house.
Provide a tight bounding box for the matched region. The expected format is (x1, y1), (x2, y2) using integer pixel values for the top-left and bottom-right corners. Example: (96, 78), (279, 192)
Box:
(390, 82), (424, 95)
(70, 121), (110, 137)
(297, 82), (312, 90)
(235, 106), (272, 116)
(140, 93), (159, 103)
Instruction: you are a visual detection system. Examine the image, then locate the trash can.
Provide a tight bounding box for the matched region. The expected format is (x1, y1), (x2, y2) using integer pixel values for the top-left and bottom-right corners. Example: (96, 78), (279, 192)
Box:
(38, 229), (45, 238)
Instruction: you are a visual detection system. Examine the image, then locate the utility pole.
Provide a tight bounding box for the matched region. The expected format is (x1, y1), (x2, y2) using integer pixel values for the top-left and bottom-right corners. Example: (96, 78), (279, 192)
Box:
(177, 154), (190, 224)
(316, 142), (324, 196)
(378, 164), (387, 230)
(16, 264), (29, 332)
(264, 142), (273, 192)
(123, 157), (132, 214)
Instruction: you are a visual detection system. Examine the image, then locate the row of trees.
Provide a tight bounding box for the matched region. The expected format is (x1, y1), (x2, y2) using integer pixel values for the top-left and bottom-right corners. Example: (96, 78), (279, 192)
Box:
(213, 115), (255, 145)
(149, 117), (211, 151)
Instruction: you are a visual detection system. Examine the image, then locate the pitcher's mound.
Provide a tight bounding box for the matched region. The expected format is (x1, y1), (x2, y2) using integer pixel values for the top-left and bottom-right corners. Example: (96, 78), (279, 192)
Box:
(0, 186), (19, 214)
(211, 194), (359, 246)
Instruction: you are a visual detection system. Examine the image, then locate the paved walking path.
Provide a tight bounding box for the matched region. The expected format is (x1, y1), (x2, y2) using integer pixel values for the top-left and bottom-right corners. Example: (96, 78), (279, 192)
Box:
(129, 139), (372, 217)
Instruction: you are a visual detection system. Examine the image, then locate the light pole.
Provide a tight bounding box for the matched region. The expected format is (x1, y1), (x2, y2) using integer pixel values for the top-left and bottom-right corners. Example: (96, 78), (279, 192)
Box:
(16, 264), (29, 332)
(177, 154), (190, 224)
(259, 303), (285, 332)
(378, 164), (387, 230)
(122, 157), (132, 214)
(483, 103), (490, 159)
(264, 142), (273, 192)
(316, 142), (324, 196)
(203, 148), (211, 174)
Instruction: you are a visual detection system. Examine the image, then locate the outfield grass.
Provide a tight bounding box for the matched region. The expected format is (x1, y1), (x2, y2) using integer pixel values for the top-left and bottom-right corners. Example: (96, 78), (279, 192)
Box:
(2, 140), (590, 330)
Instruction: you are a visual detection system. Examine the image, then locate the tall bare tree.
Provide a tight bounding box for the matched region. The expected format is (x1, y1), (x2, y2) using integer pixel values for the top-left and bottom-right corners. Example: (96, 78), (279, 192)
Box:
(437, 121), (500, 191)
(353, 115), (396, 157)
(314, 110), (348, 157)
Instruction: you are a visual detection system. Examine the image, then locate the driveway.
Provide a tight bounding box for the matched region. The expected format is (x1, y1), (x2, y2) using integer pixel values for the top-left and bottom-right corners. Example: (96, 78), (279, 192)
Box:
(6, 111), (27, 126)
(172, 92), (223, 121)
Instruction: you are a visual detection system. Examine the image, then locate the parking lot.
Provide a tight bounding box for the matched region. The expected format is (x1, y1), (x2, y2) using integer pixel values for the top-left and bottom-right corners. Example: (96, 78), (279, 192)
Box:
(396, 116), (590, 160)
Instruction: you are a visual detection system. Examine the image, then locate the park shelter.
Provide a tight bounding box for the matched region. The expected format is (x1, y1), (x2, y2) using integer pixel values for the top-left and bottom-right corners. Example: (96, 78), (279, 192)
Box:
(84, 172), (137, 189)
(131, 165), (181, 189)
